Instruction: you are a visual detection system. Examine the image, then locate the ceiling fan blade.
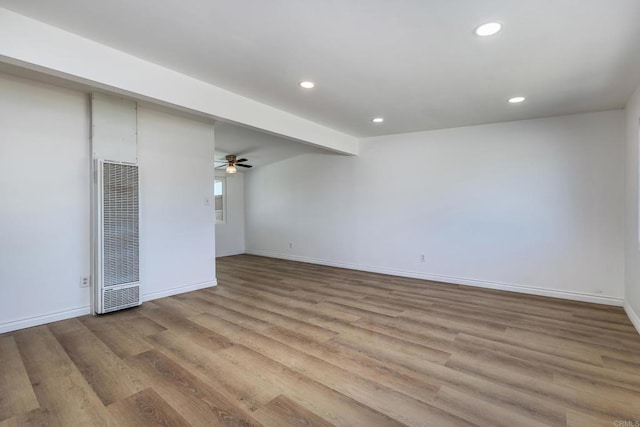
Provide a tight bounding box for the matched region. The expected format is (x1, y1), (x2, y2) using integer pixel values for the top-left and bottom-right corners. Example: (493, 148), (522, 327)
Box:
(215, 165), (228, 169)
(236, 158), (249, 163)
(236, 164), (253, 168)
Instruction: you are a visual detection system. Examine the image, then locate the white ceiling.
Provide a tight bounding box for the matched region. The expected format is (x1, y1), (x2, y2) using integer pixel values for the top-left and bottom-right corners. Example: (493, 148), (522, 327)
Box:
(214, 122), (321, 171)
(2, 0), (640, 137)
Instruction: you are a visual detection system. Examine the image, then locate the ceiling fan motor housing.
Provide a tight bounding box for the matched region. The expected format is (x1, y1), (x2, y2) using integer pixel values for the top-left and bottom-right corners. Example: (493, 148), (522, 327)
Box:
(218, 154), (252, 171)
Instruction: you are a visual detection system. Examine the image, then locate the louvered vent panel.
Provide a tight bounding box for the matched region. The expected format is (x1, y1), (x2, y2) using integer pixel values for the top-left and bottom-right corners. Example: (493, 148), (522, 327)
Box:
(103, 286), (140, 312)
(103, 162), (139, 287)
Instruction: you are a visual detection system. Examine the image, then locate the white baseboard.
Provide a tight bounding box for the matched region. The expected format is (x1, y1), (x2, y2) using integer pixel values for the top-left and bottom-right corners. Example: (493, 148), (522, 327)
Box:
(216, 250), (245, 258)
(0, 280), (219, 334)
(142, 279), (218, 302)
(246, 250), (623, 307)
(624, 301), (640, 335)
(0, 306), (91, 334)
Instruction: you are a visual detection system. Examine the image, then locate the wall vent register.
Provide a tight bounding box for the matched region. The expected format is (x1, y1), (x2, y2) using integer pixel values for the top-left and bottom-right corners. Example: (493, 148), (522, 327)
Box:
(93, 160), (141, 313)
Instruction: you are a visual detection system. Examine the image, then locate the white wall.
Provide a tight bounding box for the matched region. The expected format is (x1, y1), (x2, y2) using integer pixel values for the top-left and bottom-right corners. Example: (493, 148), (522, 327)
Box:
(0, 73), (91, 330)
(624, 83), (640, 329)
(137, 107), (216, 300)
(246, 111), (626, 304)
(215, 171), (246, 257)
(0, 73), (217, 333)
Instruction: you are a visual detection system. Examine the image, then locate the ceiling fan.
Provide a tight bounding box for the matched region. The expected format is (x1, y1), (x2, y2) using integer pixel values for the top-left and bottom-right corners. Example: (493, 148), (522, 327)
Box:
(215, 154), (253, 174)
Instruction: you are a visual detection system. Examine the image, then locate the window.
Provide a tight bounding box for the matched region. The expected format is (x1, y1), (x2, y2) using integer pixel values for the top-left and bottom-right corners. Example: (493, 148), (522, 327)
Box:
(215, 177), (225, 224)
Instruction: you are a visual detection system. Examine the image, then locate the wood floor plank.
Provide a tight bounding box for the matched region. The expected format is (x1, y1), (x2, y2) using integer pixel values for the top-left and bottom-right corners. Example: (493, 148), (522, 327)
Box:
(445, 347), (640, 421)
(407, 316), (604, 366)
(432, 386), (551, 427)
(313, 300), (401, 320)
(125, 349), (260, 426)
(198, 290), (339, 342)
(258, 325), (444, 403)
(505, 326), (640, 364)
(565, 410), (618, 427)
(352, 317), (455, 353)
(398, 309), (511, 339)
(329, 326), (451, 366)
(79, 316), (154, 359)
(145, 329), (279, 414)
(194, 302), (443, 404)
(46, 318), (86, 336)
(215, 265), (574, 427)
(329, 332), (568, 425)
(0, 408), (51, 427)
(81, 310), (167, 339)
(454, 333), (640, 392)
(418, 298), (640, 351)
(191, 313), (470, 427)
(149, 297), (204, 319)
(602, 355), (640, 374)
(202, 287), (452, 365)
(571, 309), (635, 325)
(114, 314), (167, 338)
(178, 295), (274, 331)
(252, 395), (334, 427)
(137, 306), (234, 353)
(207, 286), (364, 327)
(553, 371), (640, 407)
(381, 288), (635, 336)
(107, 388), (190, 427)
(376, 288), (574, 321)
(215, 345), (407, 427)
(0, 336), (39, 422)
(13, 326), (114, 426)
(2, 254), (639, 425)
(50, 321), (146, 406)
(205, 284), (363, 323)
(506, 317), (640, 354)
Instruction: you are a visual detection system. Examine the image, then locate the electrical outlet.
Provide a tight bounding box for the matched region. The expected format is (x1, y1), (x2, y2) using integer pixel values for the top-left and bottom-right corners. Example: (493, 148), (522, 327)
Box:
(80, 276), (90, 288)
(420, 254), (425, 262)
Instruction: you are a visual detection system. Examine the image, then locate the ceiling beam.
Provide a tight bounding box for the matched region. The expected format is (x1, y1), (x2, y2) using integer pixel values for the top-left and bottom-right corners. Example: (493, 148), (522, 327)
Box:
(0, 8), (358, 155)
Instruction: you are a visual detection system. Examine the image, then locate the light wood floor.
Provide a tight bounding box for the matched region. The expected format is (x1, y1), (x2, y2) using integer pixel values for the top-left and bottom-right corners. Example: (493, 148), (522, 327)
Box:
(1, 255), (639, 426)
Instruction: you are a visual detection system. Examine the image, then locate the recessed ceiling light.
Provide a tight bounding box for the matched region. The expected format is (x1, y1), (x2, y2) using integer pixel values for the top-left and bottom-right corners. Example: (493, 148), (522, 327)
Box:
(474, 22), (502, 37)
(508, 96), (526, 103)
(372, 117), (384, 123)
(299, 81), (315, 89)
